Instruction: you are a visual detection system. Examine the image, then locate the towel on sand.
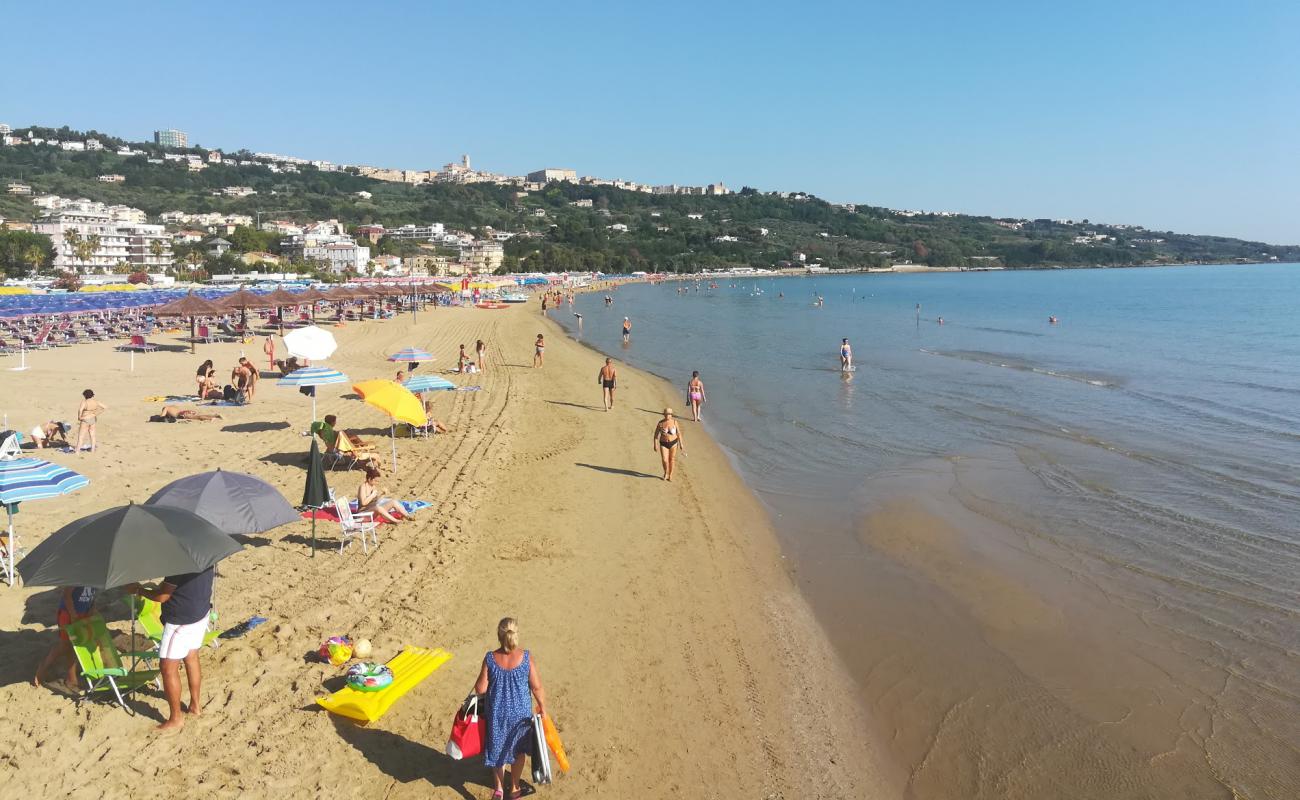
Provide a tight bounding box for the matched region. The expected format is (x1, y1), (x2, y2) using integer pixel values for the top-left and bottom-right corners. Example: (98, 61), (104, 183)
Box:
(300, 499), (428, 525)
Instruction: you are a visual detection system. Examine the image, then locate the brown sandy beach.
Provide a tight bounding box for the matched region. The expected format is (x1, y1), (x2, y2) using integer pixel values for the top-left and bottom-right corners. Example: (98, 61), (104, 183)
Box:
(0, 304), (895, 798)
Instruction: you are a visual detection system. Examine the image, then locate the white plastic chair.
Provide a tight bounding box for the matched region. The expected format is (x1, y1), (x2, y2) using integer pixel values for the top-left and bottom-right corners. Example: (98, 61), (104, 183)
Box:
(331, 492), (378, 554)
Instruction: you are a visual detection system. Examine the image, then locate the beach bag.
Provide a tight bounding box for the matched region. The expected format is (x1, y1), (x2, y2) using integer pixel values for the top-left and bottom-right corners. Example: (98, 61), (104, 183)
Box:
(530, 713), (552, 785)
(222, 384), (239, 402)
(446, 694), (483, 760)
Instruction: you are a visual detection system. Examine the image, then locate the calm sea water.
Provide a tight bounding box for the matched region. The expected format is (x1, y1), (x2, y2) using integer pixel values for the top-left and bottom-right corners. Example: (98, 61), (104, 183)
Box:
(556, 264), (1300, 798)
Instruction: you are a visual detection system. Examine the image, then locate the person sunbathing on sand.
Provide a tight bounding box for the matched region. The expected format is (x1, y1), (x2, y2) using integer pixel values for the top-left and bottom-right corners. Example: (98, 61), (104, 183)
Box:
(358, 467), (405, 524)
(161, 405), (224, 422)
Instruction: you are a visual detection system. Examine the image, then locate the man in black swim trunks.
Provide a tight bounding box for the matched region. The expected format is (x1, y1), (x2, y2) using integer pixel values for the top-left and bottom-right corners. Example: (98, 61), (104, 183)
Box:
(622, 317), (631, 342)
(598, 357), (618, 411)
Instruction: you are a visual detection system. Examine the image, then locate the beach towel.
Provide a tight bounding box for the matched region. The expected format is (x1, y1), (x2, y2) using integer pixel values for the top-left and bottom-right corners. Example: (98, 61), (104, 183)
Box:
(144, 395), (197, 403)
(400, 500), (432, 515)
(457, 386), (483, 392)
(219, 615), (268, 639)
(202, 400), (246, 407)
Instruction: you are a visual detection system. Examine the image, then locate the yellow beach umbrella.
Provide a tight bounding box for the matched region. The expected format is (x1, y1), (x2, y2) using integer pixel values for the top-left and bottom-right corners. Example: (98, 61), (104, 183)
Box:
(351, 379), (426, 473)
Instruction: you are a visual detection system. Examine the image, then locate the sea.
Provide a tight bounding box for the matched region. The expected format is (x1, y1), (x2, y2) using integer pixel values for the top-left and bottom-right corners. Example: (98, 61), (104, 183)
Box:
(555, 263), (1300, 799)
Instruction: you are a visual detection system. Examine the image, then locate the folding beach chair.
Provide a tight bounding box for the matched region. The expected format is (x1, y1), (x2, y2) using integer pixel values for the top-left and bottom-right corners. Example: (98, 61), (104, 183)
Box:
(64, 614), (160, 714)
(331, 492), (379, 554)
(122, 597), (219, 649)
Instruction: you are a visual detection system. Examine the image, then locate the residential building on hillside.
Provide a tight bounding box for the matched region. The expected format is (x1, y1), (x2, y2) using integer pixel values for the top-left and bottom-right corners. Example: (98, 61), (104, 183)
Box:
(527, 168), (577, 183)
(280, 229), (370, 274)
(97, 174), (125, 183)
(154, 128), (188, 148)
(34, 204), (172, 273)
(207, 238), (233, 256)
(460, 240), (504, 273)
(353, 225), (385, 244)
(7, 182), (32, 195)
(386, 223), (446, 241)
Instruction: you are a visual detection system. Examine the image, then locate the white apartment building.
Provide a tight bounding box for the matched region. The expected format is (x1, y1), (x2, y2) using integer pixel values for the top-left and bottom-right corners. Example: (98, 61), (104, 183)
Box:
(527, 168), (577, 183)
(33, 204), (173, 274)
(386, 223), (446, 241)
(98, 174), (125, 183)
(280, 232), (370, 274)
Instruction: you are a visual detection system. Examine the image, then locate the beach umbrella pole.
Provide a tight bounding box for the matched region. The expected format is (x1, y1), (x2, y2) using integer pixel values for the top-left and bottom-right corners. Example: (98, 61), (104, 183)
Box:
(3, 506), (15, 586)
(390, 421), (397, 474)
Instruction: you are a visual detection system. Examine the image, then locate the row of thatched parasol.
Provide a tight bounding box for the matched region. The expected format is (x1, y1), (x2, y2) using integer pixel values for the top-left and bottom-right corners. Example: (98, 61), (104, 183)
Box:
(151, 284), (432, 352)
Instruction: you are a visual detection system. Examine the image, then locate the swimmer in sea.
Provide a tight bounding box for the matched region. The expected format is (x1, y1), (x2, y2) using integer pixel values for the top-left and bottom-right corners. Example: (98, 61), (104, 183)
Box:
(686, 371), (706, 422)
(598, 357), (618, 411)
(937, 316), (944, 325)
(840, 338), (853, 371)
(1049, 315), (1058, 325)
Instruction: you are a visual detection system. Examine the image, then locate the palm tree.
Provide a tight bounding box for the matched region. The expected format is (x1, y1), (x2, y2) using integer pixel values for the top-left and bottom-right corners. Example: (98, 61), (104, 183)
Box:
(62, 229), (81, 269)
(22, 245), (45, 277)
(149, 238), (165, 268)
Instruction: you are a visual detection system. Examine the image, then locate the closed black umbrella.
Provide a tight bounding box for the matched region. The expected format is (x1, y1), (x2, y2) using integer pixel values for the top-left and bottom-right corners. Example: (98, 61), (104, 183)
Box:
(17, 503), (243, 589)
(302, 439), (330, 557)
(145, 468), (299, 536)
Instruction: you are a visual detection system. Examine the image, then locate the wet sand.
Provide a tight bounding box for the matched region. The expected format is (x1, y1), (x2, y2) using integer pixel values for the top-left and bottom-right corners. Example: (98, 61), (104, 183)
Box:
(0, 305), (894, 798)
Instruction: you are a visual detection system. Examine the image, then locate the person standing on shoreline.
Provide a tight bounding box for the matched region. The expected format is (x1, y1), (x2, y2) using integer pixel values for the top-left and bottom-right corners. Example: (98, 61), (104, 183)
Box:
(598, 358), (618, 411)
(687, 371), (706, 422)
(653, 408), (685, 481)
(476, 339), (488, 372)
(533, 334), (545, 368)
(840, 338), (853, 371)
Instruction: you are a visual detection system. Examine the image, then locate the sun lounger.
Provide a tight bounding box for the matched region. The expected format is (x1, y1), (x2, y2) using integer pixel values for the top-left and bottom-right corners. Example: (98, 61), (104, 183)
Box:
(64, 614), (161, 714)
(116, 334), (157, 352)
(316, 645), (452, 723)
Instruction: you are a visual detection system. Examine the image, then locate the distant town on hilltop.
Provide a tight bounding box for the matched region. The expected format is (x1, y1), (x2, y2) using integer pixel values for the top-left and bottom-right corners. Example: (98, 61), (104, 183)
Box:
(0, 122), (1295, 285)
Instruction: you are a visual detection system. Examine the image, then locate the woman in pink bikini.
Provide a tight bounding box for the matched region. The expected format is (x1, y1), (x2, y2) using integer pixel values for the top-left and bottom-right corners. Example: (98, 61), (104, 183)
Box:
(686, 371), (706, 422)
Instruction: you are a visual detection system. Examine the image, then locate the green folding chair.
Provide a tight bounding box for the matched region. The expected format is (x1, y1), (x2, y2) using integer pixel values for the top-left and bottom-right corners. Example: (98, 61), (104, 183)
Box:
(64, 614), (161, 714)
(125, 596), (219, 649)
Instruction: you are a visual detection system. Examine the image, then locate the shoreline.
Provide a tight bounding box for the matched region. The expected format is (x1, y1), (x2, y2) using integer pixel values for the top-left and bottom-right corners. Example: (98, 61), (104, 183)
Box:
(0, 304), (896, 798)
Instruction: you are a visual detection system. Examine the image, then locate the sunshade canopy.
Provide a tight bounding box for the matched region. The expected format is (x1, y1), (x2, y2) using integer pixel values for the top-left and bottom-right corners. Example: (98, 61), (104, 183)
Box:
(17, 503), (243, 589)
(144, 469), (299, 536)
(283, 325), (338, 360)
(352, 379), (425, 426)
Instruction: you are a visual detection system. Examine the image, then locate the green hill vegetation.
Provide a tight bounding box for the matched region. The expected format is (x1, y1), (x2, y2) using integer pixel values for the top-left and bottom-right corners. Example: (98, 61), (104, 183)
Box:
(2, 124), (1295, 278)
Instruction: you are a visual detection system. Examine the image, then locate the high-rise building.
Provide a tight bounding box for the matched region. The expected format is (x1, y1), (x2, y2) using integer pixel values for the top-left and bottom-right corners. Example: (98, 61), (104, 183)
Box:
(153, 128), (188, 148)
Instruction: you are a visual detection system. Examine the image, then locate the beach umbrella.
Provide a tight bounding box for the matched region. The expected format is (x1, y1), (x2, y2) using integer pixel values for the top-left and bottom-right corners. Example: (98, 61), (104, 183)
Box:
(403, 374), (456, 392)
(352, 379), (425, 473)
(220, 288), (275, 330)
(16, 503), (243, 590)
(293, 288), (329, 322)
(302, 439), (330, 557)
(144, 468), (299, 536)
(152, 291), (228, 354)
(0, 457), (90, 587)
(387, 347), (433, 372)
(278, 365), (349, 424)
(283, 325), (338, 361)
(261, 287), (304, 334)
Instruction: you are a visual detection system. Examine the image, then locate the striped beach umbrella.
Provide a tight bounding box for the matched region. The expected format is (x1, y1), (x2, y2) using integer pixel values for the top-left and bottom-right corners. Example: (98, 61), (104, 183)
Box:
(387, 347), (433, 364)
(0, 457), (90, 587)
(278, 366), (350, 426)
(403, 374), (456, 392)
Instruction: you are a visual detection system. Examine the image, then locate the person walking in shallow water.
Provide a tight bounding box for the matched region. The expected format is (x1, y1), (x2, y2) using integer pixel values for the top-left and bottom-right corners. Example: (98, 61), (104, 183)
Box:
(598, 357), (618, 411)
(473, 617), (549, 800)
(686, 371), (706, 422)
(622, 316), (632, 343)
(653, 408), (685, 481)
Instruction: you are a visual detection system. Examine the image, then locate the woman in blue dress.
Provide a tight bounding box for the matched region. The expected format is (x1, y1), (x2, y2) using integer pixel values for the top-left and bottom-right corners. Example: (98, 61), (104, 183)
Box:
(473, 617), (549, 799)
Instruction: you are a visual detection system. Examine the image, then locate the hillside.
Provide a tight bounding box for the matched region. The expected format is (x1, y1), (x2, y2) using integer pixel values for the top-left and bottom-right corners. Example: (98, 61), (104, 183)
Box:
(2, 126), (1296, 275)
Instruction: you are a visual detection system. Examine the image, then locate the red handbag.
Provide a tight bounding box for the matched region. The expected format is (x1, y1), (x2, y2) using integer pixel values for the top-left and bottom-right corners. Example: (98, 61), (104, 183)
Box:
(446, 694), (483, 760)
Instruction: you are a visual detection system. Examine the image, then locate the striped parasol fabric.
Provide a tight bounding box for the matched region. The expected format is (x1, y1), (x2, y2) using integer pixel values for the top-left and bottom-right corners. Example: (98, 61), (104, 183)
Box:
(276, 366), (349, 387)
(0, 458), (90, 504)
(387, 347), (433, 362)
(403, 375), (456, 392)
(1, 457), (89, 586)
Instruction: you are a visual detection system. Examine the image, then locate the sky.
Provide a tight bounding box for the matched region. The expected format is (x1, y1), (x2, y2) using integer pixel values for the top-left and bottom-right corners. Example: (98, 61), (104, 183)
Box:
(1, 1), (1296, 243)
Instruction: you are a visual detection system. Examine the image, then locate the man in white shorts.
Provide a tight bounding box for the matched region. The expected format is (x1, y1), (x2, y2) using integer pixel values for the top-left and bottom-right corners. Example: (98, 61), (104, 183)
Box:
(125, 566), (214, 731)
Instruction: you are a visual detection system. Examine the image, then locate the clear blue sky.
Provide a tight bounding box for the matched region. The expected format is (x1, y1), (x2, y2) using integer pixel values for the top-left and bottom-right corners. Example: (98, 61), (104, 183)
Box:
(2, 1), (1296, 243)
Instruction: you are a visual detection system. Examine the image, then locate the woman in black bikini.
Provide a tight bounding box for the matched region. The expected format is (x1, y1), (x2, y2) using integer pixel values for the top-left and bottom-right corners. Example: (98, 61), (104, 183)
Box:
(653, 408), (685, 481)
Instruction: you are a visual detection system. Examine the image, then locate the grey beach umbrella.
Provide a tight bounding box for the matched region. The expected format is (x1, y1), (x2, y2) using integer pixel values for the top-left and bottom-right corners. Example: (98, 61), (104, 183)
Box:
(17, 503), (243, 589)
(144, 469), (299, 536)
(302, 439), (330, 557)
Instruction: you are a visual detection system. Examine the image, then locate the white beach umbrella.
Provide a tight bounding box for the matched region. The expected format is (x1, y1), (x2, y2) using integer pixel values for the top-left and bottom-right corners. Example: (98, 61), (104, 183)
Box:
(283, 325), (338, 361)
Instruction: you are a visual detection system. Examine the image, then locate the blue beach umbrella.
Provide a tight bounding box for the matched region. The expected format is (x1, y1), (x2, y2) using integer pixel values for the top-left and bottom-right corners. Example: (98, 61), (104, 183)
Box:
(277, 366), (350, 426)
(402, 374), (456, 392)
(0, 457), (90, 587)
(387, 347), (433, 370)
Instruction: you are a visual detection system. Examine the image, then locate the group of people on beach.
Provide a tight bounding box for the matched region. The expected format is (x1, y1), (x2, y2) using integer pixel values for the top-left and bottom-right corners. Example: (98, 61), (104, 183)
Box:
(195, 357), (259, 402)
